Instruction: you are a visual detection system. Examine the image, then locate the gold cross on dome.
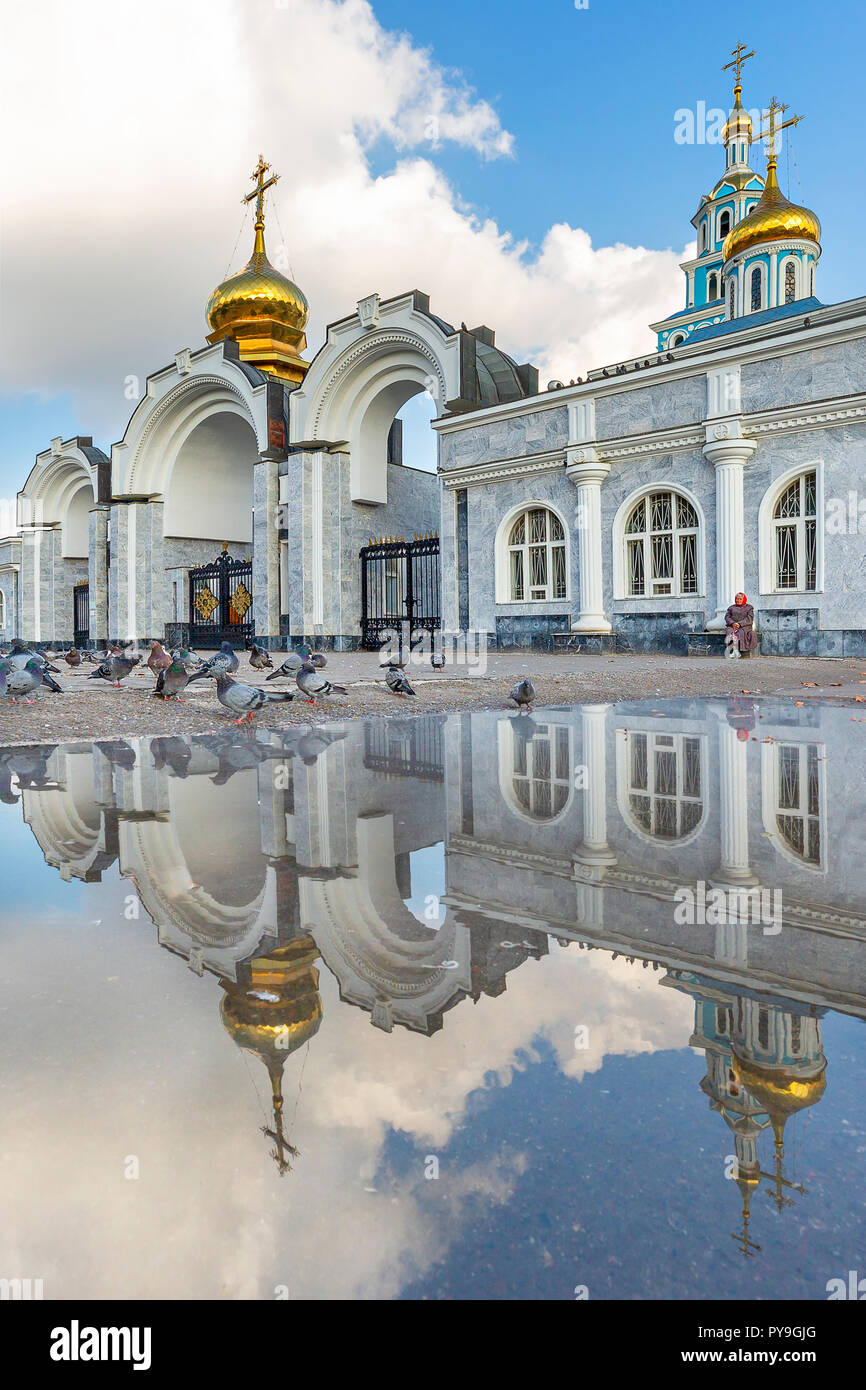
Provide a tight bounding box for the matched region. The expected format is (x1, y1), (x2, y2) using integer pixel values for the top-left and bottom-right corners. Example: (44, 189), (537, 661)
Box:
(723, 42), (755, 91)
(243, 154), (280, 223)
(754, 96), (803, 161)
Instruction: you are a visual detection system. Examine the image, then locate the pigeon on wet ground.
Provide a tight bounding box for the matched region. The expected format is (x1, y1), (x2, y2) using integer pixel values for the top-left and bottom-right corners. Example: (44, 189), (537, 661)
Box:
(248, 644), (274, 670)
(509, 678), (535, 713)
(5, 657), (63, 701)
(88, 653), (141, 686)
(154, 651), (196, 699)
(295, 664), (347, 705)
(386, 668), (416, 696)
(214, 672), (296, 724)
(187, 641), (240, 682)
(147, 640), (172, 679)
(266, 652), (304, 680)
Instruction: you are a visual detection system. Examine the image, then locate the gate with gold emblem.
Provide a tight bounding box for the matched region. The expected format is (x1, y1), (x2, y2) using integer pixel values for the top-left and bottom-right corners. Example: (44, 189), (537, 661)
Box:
(189, 547), (254, 648)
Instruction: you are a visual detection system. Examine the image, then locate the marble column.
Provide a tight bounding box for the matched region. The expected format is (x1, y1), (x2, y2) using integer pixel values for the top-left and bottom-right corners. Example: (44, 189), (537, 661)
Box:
(88, 505), (109, 644)
(253, 456), (281, 648)
(18, 524), (57, 644)
(109, 499), (166, 642)
(703, 432), (757, 630)
(566, 454), (612, 633)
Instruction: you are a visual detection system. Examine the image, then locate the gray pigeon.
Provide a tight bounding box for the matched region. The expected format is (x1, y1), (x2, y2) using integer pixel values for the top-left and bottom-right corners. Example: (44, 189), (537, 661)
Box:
(154, 651), (195, 699)
(89, 653), (141, 686)
(299, 645), (327, 669)
(295, 664), (347, 704)
(187, 641), (239, 683)
(509, 678), (535, 713)
(248, 643), (274, 670)
(266, 652), (304, 680)
(214, 672), (296, 724)
(8, 642), (61, 674)
(7, 657), (63, 701)
(386, 668), (416, 697)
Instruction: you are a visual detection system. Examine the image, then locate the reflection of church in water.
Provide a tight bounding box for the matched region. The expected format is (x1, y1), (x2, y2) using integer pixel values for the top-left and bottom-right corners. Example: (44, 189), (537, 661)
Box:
(7, 698), (864, 1246)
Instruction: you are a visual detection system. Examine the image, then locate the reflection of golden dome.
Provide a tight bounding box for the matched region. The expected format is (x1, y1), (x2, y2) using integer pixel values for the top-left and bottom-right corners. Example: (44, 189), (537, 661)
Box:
(206, 157), (309, 384)
(723, 158), (820, 261)
(732, 1052), (826, 1148)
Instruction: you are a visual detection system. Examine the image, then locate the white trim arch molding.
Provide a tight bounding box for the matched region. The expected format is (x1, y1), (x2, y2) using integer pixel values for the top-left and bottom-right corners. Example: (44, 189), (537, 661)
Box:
(494, 500), (572, 605)
(612, 483), (707, 601)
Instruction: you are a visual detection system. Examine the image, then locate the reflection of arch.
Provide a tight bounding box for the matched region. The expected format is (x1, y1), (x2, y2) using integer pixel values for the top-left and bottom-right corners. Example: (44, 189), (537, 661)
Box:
(497, 718), (574, 824)
(300, 813), (471, 1032)
(761, 740), (826, 872)
(20, 750), (118, 881)
(615, 728), (707, 845)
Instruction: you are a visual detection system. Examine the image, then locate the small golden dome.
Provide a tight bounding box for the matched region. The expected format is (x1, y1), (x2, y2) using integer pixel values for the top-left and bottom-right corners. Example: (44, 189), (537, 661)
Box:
(206, 156), (309, 384)
(723, 157), (820, 261)
(724, 86), (753, 143)
(732, 1052), (826, 1151)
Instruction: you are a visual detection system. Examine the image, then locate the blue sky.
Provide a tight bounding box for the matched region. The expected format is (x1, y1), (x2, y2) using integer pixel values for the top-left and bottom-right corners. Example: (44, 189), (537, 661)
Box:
(1, 0), (861, 503)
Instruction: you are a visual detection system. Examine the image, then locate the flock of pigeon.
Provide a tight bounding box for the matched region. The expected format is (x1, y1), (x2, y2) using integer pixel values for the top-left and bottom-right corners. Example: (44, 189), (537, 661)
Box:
(0, 637), (537, 723)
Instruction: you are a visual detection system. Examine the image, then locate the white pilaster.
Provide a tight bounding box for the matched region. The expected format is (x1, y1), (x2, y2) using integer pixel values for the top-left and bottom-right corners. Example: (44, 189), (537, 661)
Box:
(703, 427), (757, 629)
(566, 450), (611, 634)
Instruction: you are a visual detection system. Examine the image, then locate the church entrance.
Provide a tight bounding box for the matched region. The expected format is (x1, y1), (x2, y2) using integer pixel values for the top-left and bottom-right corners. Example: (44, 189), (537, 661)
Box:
(359, 535), (440, 650)
(189, 547), (254, 648)
(73, 582), (90, 648)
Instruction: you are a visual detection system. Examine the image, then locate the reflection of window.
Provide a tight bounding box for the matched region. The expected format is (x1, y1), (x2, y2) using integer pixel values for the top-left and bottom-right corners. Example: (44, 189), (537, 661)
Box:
(776, 743), (821, 865)
(507, 507), (566, 602)
(499, 720), (573, 823)
(626, 731), (703, 840)
(624, 491), (700, 597)
(773, 470), (817, 591)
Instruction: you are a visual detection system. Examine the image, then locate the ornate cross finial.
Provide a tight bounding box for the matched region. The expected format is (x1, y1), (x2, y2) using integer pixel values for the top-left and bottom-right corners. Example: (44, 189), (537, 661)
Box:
(723, 42), (755, 93)
(754, 96), (803, 166)
(242, 154), (280, 227)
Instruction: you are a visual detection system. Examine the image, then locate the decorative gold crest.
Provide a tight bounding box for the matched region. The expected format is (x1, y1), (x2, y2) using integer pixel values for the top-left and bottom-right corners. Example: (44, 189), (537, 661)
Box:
(195, 587), (219, 621)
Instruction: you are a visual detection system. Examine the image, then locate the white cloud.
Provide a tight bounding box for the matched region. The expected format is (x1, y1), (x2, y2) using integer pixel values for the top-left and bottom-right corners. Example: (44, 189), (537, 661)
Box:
(0, 0), (687, 458)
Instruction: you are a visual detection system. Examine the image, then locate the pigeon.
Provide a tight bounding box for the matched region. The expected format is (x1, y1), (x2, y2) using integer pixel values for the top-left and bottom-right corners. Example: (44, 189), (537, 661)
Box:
(293, 727), (347, 766)
(214, 672), (296, 724)
(154, 651), (195, 699)
(431, 649), (446, 670)
(386, 668), (416, 697)
(7, 641), (61, 674)
(150, 736), (193, 777)
(147, 640), (172, 679)
(248, 643), (274, 670)
(266, 652), (304, 680)
(88, 653), (141, 686)
(6, 657), (63, 701)
(298, 645), (327, 669)
(295, 664), (347, 705)
(187, 641), (239, 682)
(65, 648), (82, 668)
(378, 650), (407, 671)
(509, 678), (535, 713)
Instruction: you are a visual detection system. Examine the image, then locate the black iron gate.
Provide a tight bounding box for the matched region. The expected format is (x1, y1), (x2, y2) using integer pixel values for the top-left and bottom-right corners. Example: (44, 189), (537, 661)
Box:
(360, 534), (440, 650)
(73, 582), (90, 647)
(189, 547), (254, 648)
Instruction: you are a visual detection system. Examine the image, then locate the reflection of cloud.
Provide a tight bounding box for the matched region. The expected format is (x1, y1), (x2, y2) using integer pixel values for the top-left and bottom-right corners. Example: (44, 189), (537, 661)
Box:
(1, 0), (685, 450)
(0, 865), (690, 1298)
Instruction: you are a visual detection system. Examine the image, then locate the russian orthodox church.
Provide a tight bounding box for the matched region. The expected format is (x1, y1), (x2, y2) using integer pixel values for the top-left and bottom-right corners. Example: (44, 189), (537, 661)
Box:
(1, 48), (864, 657)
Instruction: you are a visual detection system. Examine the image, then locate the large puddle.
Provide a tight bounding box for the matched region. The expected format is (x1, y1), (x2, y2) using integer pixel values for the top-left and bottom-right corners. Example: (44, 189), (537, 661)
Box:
(1, 697), (864, 1299)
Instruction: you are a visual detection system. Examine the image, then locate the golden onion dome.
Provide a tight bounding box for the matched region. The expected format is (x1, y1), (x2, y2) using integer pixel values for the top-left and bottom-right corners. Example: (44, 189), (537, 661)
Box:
(724, 86), (753, 143)
(206, 156), (310, 384)
(732, 1050), (826, 1150)
(723, 157), (820, 261)
(220, 938), (322, 1064)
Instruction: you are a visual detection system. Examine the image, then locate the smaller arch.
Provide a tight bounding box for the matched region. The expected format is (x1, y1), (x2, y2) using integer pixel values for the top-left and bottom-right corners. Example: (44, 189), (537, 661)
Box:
(707, 272), (719, 302)
(615, 727), (707, 846)
(718, 209), (731, 240)
(781, 256), (799, 305)
(749, 263), (764, 313)
(497, 718), (575, 826)
(494, 499), (572, 604)
(612, 483), (706, 601)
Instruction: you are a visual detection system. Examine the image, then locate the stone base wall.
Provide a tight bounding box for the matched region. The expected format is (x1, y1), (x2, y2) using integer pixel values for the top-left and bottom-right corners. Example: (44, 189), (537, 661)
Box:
(493, 614), (569, 650)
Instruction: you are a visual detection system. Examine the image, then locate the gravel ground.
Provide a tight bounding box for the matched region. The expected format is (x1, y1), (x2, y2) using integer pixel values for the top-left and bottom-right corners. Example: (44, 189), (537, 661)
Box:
(2, 649), (866, 747)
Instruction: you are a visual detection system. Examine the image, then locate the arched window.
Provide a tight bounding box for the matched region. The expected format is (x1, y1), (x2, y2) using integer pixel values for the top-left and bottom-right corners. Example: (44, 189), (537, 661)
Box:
(506, 506), (566, 602)
(669, 332), (685, 348)
(718, 210), (731, 239)
(700, 222), (707, 252)
(707, 273), (718, 301)
(729, 279), (736, 318)
(623, 490), (700, 597)
(621, 730), (704, 840)
(810, 266), (815, 295)
(750, 265), (763, 312)
(498, 719), (573, 823)
(773, 470), (817, 591)
(785, 260), (797, 304)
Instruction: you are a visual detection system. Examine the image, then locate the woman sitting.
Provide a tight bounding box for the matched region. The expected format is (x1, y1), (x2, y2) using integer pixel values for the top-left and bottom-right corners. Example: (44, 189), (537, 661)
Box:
(725, 592), (759, 657)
